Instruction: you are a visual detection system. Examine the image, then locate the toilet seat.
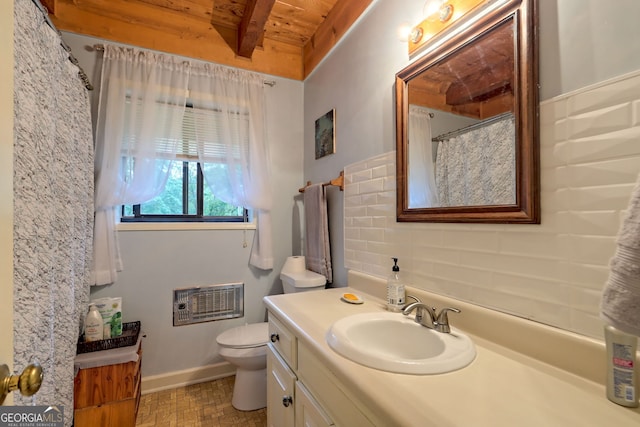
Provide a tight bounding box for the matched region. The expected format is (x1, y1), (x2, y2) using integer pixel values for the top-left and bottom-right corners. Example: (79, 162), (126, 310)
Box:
(216, 322), (269, 348)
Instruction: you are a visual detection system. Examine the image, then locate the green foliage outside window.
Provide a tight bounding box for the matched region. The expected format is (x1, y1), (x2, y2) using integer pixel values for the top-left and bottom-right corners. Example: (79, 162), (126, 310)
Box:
(122, 160), (245, 220)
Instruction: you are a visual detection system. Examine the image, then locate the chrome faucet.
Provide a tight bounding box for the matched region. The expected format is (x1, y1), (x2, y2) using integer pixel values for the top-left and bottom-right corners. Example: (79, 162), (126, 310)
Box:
(402, 301), (437, 328)
(402, 296), (460, 333)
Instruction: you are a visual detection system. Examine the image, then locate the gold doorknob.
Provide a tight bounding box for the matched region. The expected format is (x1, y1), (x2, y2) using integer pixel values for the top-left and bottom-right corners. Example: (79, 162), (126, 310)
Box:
(0, 363), (43, 405)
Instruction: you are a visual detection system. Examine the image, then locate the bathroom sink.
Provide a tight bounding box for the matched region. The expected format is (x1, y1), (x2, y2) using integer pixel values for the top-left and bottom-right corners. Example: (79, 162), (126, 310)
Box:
(326, 312), (476, 374)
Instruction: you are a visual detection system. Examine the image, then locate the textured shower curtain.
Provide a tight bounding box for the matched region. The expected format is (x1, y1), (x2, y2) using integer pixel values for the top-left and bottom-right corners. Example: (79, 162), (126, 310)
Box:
(436, 114), (515, 207)
(13, 1), (93, 424)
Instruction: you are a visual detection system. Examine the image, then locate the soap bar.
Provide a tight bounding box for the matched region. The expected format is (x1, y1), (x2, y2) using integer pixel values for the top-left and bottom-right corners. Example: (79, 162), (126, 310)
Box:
(341, 293), (364, 304)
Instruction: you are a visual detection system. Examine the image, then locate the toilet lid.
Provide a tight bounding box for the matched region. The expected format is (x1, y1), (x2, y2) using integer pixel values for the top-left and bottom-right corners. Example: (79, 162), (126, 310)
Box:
(280, 270), (326, 287)
(216, 322), (269, 348)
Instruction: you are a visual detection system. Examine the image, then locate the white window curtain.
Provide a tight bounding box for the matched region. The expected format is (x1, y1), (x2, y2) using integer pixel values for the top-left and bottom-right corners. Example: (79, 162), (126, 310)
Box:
(93, 45), (273, 286)
(408, 105), (439, 208)
(189, 64), (273, 270)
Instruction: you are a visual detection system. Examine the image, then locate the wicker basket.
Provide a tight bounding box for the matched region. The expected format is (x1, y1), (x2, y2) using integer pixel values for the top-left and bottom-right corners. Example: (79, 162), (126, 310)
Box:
(76, 321), (141, 354)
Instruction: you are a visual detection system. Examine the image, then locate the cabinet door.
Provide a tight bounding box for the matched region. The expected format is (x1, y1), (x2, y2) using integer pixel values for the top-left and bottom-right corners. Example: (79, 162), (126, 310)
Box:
(298, 342), (375, 426)
(268, 313), (297, 369)
(267, 344), (295, 427)
(295, 381), (334, 427)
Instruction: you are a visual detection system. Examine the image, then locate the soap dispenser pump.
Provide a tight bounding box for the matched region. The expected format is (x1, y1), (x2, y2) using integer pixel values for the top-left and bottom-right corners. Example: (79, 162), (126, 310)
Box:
(387, 257), (405, 312)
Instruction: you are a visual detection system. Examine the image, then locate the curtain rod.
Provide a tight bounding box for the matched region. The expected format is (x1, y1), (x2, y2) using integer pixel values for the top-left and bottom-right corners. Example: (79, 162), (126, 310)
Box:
(32, 0), (94, 90)
(91, 44), (277, 87)
(410, 105), (434, 118)
(432, 112), (513, 142)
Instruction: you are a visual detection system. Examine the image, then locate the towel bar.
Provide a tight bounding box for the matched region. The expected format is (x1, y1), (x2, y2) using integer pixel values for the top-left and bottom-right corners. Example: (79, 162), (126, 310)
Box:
(299, 171), (344, 193)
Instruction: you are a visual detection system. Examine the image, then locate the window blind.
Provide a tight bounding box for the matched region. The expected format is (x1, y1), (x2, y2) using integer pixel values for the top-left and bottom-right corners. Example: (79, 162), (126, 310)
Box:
(122, 100), (249, 163)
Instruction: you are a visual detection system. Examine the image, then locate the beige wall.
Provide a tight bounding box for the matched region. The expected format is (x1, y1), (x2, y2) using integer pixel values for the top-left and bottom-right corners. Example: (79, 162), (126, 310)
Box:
(0, 0), (14, 403)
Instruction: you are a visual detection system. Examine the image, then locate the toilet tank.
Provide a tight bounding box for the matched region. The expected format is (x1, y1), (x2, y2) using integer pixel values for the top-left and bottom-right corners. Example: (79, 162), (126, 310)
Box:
(280, 256), (326, 293)
(280, 270), (326, 293)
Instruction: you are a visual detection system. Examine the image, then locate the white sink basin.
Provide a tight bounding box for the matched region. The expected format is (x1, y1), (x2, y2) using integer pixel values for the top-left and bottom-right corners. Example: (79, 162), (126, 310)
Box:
(326, 312), (476, 374)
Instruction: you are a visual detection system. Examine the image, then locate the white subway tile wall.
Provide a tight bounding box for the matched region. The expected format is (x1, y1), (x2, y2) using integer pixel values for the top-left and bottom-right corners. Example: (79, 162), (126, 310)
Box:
(344, 70), (640, 339)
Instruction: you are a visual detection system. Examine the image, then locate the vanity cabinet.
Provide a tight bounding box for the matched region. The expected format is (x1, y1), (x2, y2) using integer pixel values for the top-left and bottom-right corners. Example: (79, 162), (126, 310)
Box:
(295, 381), (334, 426)
(267, 312), (373, 427)
(73, 341), (142, 427)
(267, 345), (296, 427)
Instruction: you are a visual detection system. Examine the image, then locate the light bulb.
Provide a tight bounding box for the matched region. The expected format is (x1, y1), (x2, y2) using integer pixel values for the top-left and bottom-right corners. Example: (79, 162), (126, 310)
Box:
(423, 0), (445, 17)
(397, 22), (413, 42)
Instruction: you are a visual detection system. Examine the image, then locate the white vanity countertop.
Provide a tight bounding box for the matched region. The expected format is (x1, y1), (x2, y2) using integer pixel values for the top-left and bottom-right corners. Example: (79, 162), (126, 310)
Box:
(263, 286), (640, 427)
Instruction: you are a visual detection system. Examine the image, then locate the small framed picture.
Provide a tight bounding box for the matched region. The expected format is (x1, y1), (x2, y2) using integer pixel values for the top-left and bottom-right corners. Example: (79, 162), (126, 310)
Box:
(315, 109), (335, 159)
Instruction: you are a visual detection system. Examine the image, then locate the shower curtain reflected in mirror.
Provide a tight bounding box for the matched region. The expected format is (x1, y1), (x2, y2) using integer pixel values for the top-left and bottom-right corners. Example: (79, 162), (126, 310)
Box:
(408, 105), (439, 208)
(436, 114), (516, 207)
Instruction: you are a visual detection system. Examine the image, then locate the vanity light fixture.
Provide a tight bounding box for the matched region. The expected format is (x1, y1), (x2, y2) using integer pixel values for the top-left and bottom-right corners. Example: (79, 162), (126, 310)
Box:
(439, 3), (454, 22)
(410, 26), (424, 44)
(408, 0), (487, 56)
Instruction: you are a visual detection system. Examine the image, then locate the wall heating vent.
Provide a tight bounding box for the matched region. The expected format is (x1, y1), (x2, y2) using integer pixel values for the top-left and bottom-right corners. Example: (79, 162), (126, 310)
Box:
(173, 282), (244, 326)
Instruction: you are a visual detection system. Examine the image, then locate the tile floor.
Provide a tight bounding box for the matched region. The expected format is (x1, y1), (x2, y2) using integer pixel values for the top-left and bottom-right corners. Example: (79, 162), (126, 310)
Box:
(135, 376), (267, 427)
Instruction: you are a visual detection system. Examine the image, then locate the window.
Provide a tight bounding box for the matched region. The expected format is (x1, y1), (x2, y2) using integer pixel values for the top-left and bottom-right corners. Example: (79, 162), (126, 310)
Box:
(120, 103), (249, 223)
(121, 161), (248, 222)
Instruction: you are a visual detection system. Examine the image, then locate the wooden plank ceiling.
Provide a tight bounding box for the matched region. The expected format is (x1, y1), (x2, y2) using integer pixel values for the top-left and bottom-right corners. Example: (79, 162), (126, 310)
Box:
(41, 0), (372, 80)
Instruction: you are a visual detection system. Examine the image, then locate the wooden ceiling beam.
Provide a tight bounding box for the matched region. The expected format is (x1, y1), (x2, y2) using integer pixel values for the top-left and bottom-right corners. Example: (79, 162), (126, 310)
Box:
(237, 0), (276, 58)
(42, 0), (372, 80)
(47, 0), (304, 79)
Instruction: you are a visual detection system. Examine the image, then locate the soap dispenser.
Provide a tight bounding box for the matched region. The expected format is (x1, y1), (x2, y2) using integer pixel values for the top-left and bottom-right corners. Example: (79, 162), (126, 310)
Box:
(387, 257), (405, 312)
(84, 303), (104, 342)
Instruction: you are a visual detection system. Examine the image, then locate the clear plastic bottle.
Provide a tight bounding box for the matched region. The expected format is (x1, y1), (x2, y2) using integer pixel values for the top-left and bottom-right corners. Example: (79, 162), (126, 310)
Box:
(387, 258), (405, 312)
(604, 324), (639, 407)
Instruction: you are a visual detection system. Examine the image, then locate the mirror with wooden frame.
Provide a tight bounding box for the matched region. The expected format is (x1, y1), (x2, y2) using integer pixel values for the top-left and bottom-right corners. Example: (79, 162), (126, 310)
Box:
(395, 0), (539, 223)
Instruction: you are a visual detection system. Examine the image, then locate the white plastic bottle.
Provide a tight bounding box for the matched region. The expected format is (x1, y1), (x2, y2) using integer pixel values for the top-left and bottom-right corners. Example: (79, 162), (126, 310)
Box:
(84, 303), (104, 342)
(387, 258), (405, 312)
(604, 324), (639, 407)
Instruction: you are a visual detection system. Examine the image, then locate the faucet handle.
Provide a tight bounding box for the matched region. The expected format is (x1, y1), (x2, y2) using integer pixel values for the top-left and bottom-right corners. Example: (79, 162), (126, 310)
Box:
(435, 307), (461, 333)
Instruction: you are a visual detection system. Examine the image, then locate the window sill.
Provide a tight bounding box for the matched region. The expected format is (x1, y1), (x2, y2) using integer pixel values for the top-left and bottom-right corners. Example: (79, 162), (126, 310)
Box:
(116, 222), (256, 232)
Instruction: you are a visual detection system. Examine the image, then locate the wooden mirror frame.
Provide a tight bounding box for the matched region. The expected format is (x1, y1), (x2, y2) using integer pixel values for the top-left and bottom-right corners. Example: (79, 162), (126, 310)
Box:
(396, 0), (539, 223)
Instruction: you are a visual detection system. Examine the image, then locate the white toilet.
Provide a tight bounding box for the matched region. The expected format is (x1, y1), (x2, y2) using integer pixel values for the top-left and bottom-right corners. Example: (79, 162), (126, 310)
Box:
(280, 255), (327, 293)
(215, 256), (326, 411)
(216, 322), (270, 411)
